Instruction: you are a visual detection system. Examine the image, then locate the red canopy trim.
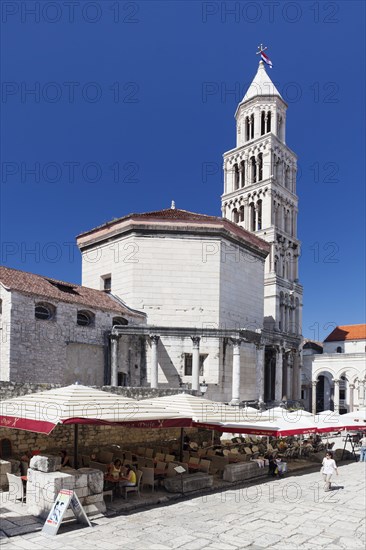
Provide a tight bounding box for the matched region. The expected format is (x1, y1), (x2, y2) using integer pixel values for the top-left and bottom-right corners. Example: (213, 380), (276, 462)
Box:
(0, 416), (56, 434)
(62, 417), (192, 429)
(192, 421), (318, 437)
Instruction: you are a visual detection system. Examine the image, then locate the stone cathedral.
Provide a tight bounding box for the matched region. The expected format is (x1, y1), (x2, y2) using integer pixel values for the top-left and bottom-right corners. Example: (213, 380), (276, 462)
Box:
(0, 59), (303, 405)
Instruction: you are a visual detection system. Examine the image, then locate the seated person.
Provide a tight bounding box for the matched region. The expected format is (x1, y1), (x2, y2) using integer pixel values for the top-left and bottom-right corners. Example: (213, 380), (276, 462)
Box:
(108, 459), (122, 479)
(60, 450), (71, 467)
(119, 464), (136, 487)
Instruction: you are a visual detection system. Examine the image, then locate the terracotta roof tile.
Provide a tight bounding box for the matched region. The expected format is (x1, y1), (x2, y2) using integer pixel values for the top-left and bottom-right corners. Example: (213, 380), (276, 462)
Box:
(324, 324), (366, 342)
(0, 266), (142, 316)
(77, 208), (270, 255)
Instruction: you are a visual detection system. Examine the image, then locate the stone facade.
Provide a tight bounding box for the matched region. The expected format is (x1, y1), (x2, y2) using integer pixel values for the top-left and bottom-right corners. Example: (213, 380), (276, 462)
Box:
(0, 281), (145, 385)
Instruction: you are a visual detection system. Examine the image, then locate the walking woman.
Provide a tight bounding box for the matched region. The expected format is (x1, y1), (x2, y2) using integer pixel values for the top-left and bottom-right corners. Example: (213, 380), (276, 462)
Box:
(321, 451), (338, 491)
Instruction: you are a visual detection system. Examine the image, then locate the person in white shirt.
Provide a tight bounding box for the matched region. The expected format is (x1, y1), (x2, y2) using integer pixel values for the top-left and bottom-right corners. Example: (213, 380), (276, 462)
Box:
(359, 435), (366, 462)
(321, 451), (338, 491)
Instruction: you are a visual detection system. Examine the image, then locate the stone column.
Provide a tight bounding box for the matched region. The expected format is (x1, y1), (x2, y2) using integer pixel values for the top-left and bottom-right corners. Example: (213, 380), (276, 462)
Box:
(244, 199), (249, 230)
(239, 161), (244, 188)
(292, 351), (300, 400)
(231, 338), (241, 404)
(110, 335), (119, 386)
(150, 334), (160, 389)
(286, 353), (292, 400)
(333, 379), (340, 413)
(254, 106), (261, 139)
(312, 380), (317, 414)
(191, 336), (201, 392)
(275, 348), (283, 401)
(358, 380), (365, 407)
(349, 383), (355, 412)
(256, 344), (265, 404)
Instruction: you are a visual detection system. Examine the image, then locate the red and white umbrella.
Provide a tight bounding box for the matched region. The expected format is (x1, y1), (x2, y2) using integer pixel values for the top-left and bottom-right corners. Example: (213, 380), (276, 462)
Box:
(0, 384), (192, 434)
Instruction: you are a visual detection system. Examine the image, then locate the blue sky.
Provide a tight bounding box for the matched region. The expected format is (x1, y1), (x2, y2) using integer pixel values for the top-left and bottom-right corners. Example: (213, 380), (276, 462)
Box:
(1, 0), (365, 340)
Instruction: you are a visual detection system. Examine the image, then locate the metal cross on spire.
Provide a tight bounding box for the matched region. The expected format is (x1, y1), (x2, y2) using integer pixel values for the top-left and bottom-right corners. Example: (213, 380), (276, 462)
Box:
(256, 44), (267, 55)
(256, 44), (273, 69)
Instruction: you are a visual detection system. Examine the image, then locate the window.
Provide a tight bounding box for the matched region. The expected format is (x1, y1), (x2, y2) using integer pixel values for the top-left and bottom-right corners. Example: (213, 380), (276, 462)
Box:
(102, 275), (111, 292)
(35, 303), (55, 321)
(336, 346), (342, 353)
(77, 310), (94, 327)
(339, 390), (346, 400)
(113, 317), (128, 326)
(184, 354), (207, 376)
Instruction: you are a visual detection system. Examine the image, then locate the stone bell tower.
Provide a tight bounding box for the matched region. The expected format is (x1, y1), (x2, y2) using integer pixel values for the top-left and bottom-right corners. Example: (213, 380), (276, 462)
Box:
(221, 57), (303, 402)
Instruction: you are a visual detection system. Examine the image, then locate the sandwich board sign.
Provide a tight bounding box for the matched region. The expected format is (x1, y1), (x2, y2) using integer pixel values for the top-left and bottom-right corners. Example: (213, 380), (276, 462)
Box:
(42, 489), (92, 536)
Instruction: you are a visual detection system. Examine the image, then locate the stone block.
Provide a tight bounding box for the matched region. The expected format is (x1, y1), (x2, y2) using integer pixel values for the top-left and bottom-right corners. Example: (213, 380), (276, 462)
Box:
(223, 462), (268, 482)
(164, 472), (213, 493)
(75, 487), (89, 498)
(82, 492), (104, 505)
(29, 455), (61, 473)
(0, 460), (11, 490)
(86, 469), (104, 494)
(74, 472), (88, 488)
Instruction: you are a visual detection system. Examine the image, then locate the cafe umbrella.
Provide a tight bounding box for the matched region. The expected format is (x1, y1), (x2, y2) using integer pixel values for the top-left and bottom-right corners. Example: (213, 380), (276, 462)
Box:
(0, 384), (192, 466)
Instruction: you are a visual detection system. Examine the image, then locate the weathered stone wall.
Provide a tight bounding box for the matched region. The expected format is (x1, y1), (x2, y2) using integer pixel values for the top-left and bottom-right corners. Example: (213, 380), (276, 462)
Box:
(1, 289), (145, 385)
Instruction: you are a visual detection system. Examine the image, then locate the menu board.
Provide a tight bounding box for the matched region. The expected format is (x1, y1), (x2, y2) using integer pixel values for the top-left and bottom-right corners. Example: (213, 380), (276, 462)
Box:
(42, 489), (91, 536)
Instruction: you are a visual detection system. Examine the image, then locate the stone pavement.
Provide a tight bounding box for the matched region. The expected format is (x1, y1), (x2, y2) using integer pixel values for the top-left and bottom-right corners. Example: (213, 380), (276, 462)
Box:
(1, 461), (365, 550)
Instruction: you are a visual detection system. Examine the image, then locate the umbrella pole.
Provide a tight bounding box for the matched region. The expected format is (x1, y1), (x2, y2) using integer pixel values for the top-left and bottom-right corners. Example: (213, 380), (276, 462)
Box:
(180, 428), (184, 462)
(74, 424), (79, 469)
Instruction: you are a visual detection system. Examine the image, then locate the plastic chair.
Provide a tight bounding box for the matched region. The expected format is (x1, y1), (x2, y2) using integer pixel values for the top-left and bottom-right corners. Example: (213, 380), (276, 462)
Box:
(145, 448), (154, 458)
(140, 467), (156, 492)
(7, 473), (25, 504)
(165, 454), (175, 463)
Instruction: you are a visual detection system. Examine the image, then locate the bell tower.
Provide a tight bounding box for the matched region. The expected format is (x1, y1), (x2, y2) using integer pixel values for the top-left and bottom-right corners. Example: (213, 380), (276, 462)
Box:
(221, 55), (303, 401)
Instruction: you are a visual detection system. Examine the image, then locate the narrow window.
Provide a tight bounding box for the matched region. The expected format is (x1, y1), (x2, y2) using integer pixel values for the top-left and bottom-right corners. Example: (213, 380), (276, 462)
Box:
(250, 114), (254, 139)
(251, 156), (256, 183)
(234, 164), (239, 190)
(239, 205), (244, 222)
(245, 117), (250, 141)
(258, 153), (263, 181)
(267, 111), (271, 132)
(250, 202), (256, 232)
(101, 275), (111, 292)
(336, 346), (342, 353)
(261, 111), (265, 135)
(232, 208), (239, 223)
(257, 200), (262, 230)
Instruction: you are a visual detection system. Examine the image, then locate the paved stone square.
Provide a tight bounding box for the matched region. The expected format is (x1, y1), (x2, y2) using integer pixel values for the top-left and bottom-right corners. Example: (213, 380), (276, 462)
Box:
(1, 461), (365, 550)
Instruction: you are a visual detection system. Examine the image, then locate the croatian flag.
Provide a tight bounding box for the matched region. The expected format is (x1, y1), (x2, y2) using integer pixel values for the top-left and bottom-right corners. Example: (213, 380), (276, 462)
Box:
(261, 51), (273, 69)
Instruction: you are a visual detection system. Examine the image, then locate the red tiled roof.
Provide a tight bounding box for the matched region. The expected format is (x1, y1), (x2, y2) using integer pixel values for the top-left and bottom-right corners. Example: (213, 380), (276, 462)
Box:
(77, 208), (270, 255)
(324, 324), (366, 342)
(0, 266), (142, 316)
